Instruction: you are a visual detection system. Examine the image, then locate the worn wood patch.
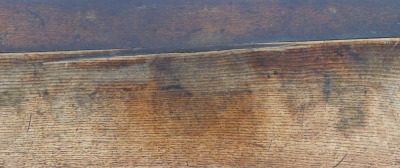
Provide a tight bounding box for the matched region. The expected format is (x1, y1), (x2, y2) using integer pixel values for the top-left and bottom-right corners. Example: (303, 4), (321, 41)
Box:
(0, 38), (399, 167)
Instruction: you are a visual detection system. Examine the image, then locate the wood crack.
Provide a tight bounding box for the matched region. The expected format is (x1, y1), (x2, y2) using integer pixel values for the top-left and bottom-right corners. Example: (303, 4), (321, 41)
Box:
(27, 114), (32, 132)
(333, 154), (347, 168)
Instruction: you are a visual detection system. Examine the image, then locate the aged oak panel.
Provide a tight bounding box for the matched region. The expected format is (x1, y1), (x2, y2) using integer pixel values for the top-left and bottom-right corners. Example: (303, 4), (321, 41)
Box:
(0, 38), (399, 167)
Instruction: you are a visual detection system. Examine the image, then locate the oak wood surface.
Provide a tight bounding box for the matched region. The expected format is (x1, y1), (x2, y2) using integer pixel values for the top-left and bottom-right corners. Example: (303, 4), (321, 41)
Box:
(0, 38), (399, 167)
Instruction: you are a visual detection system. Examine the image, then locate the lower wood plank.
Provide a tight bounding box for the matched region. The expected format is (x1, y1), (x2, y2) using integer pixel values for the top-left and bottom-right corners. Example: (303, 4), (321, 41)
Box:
(0, 38), (399, 167)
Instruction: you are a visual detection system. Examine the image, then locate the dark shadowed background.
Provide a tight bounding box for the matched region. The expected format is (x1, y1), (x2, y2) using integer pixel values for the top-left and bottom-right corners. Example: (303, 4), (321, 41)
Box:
(0, 0), (399, 52)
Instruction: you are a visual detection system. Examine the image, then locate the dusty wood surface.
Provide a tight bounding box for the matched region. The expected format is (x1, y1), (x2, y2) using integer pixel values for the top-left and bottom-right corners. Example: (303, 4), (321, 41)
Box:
(0, 0), (399, 52)
(0, 38), (399, 167)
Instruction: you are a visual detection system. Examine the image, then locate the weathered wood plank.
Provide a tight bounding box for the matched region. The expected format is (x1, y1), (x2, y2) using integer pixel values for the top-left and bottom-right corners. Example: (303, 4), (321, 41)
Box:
(0, 0), (399, 52)
(0, 38), (399, 167)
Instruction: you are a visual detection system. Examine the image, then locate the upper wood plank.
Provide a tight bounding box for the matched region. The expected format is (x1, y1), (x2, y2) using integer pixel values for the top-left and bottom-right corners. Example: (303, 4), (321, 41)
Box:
(0, 0), (399, 52)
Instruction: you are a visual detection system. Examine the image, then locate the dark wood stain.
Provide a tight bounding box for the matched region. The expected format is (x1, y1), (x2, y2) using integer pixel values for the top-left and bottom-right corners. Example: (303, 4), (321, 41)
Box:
(337, 104), (366, 134)
(323, 75), (332, 102)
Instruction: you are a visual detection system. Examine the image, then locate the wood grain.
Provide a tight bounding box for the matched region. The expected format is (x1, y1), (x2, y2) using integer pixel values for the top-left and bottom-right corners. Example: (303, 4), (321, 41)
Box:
(0, 0), (399, 52)
(0, 38), (399, 167)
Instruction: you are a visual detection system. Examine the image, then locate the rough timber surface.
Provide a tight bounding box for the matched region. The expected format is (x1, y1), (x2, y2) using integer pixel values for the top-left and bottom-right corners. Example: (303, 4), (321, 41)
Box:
(0, 0), (399, 52)
(0, 38), (400, 167)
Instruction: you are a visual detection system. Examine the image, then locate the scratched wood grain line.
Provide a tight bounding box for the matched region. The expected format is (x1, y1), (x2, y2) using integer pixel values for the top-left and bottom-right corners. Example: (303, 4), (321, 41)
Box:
(0, 38), (399, 167)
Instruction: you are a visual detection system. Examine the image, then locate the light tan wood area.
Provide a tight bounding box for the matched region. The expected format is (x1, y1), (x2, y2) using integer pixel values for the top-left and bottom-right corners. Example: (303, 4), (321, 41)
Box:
(0, 38), (399, 167)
